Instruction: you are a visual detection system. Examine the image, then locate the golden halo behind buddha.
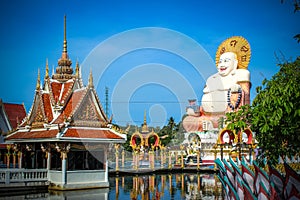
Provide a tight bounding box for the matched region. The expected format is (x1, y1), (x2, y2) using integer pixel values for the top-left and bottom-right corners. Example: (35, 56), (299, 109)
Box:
(215, 36), (251, 69)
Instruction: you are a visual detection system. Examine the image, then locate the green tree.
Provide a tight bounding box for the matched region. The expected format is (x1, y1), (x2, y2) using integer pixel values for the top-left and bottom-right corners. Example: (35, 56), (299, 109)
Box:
(225, 104), (252, 135)
(224, 58), (300, 165)
(251, 57), (300, 165)
(159, 117), (177, 146)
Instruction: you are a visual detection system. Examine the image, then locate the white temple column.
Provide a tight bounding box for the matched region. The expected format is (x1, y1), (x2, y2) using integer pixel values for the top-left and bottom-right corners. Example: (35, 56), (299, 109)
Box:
(47, 151), (51, 170)
(104, 147), (108, 183)
(18, 152), (22, 169)
(61, 152), (67, 185)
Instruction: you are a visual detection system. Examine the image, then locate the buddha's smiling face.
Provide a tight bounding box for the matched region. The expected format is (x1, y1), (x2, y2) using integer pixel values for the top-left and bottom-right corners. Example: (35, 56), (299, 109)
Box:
(217, 52), (238, 76)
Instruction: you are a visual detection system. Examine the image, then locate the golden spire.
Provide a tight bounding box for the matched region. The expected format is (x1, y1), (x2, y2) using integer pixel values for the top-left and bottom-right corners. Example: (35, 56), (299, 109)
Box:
(53, 15), (73, 82)
(45, 58), (49, 79)
(75, 60), (79, 77)
(36, 68), (40, 90)
(63, 15), (67, 53)
(141, 110), (149, 133)
(143, 110), (147, 125)
(88, 69), (94, 88)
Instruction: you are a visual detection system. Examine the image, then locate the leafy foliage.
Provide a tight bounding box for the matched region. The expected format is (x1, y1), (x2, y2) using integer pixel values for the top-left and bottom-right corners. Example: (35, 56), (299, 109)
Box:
(225, 104), (252, 133)
(251, 57), (300, 165)
(224, 57), (300, 165)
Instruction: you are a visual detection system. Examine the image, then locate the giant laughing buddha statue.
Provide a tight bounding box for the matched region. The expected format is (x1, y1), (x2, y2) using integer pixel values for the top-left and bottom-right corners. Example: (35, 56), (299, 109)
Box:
(183, 36), (251, 132)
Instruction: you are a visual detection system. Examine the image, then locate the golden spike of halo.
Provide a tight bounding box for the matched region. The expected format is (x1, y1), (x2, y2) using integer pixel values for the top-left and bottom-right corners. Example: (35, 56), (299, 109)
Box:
(215, 36), (251, 69)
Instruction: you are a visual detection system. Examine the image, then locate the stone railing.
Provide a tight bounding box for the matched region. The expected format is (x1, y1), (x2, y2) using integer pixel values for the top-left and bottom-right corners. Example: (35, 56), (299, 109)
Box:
(0, 169), (48, 184)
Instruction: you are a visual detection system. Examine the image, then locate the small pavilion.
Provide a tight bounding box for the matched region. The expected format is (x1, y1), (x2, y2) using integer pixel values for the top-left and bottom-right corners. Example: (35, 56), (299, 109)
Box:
(130, 111), (160, 152)
(5, 16), (126, 190)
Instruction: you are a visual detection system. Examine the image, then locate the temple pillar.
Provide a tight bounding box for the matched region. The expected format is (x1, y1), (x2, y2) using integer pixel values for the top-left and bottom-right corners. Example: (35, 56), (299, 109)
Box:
(168, 151), (172, 169)
(197, 150), (200, 170)
(104, 147), (108, 182)
(47, 151), (51, 170)
(115, 151), (119, 171)
(132, 152), (136, 170)
(149, 150), (153, 169)
(12, 152), (16, 168)
(6, 153), (10, 169)
(135, 152), (139, 170)
(121, 149), (125, 168)
(180, 145), (184, 169)
(61, 152), (68, 185)
(18, 151), (22, 169)
(160, 150), (164, 168)
(6, 145), (11, 168)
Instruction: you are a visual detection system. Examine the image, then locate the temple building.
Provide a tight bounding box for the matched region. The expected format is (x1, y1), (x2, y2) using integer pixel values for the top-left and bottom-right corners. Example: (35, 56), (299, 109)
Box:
(0, 100), (26, 167)
(5, 16), (126, 190)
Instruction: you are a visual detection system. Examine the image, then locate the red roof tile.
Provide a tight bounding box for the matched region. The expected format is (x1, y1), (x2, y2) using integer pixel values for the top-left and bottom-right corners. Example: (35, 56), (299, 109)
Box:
(54, 89), (86, 123)
(64, 128), (123, 139)
(61, 81), (74, 103)
(50, 82), (62, 103)
(3, 103), (26, 129)
(6, 129), (58, 140)
(42, 93), (53, 122)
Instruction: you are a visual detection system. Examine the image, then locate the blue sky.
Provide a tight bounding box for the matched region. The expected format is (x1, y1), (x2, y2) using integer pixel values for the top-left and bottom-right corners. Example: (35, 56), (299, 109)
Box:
(0, 0), (299, 127)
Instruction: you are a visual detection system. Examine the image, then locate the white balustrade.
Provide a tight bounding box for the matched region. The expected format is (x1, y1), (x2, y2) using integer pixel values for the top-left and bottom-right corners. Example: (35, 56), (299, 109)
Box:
(0, 169), (48, 184)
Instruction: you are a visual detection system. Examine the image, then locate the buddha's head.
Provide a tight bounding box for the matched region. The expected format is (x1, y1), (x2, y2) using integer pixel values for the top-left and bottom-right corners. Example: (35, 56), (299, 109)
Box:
(217, 52), (238, 77)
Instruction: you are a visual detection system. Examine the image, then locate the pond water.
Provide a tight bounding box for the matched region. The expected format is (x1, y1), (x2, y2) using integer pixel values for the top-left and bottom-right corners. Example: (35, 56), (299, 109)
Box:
(1, 173), (223, 200)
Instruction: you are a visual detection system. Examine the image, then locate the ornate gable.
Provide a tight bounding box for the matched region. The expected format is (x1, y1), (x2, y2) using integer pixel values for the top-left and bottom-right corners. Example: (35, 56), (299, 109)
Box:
(27, 91), (47, 128)
(71, 89), (107, 127)
(53, 88), (87, 124)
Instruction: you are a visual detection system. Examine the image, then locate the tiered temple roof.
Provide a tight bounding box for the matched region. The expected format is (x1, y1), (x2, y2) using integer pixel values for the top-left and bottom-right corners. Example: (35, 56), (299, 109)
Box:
(0, 100), (26, 134)
(6, 16), (126, 144)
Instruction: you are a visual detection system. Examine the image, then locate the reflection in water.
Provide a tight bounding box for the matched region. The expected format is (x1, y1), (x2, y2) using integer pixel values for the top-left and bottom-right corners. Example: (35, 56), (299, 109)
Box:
(109, 173), (222, 200)
(1, 173), (222, 199)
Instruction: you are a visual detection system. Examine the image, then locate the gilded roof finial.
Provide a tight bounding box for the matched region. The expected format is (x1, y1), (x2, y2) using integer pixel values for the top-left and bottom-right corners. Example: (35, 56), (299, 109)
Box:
(143, 110), (147, 125)
(141, 110), (149, 133)
(45, 58), (49, 79)
(36, 68), (40, 90)
(63, 15), (67, 53)
(75, 60), (79, 77)
(88, 69), (94, 88)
